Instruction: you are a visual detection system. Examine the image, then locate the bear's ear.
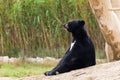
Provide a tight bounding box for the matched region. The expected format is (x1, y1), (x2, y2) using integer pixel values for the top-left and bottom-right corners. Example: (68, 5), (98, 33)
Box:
(80, 20), (85, 25)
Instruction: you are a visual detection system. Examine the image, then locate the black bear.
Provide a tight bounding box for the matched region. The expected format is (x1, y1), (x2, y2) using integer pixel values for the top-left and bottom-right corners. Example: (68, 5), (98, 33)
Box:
(44, 20), (96, 76)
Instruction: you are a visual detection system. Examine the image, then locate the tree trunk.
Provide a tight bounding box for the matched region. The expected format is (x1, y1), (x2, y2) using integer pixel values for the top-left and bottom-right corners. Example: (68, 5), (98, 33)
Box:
(88, 0), (120, 61)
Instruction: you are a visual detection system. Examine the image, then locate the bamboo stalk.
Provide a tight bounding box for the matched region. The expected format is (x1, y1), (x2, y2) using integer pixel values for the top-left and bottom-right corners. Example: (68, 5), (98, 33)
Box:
(0, 27), (4, 56)
(40, 17), (49, 49)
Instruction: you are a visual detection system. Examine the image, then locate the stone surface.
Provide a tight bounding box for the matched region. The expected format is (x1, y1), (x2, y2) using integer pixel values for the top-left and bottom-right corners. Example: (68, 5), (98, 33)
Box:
(1, 60), (120, 80)
(1, 59), (120, 80)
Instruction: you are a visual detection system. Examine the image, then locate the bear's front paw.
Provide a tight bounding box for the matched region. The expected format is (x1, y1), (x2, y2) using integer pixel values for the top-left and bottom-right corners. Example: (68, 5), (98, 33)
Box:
(44, 71), (55, 76)
(44, 71), (49, 76)
(44, 71), (59, 76)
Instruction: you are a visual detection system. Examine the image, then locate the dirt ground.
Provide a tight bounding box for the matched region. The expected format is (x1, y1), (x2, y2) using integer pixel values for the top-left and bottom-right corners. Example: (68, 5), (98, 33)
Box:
(1, 60), (120, 80)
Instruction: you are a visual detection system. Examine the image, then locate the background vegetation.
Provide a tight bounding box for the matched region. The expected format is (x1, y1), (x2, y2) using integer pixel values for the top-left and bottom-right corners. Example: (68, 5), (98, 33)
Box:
(0, 63), (54, 77)
(0, 0), (105, 58)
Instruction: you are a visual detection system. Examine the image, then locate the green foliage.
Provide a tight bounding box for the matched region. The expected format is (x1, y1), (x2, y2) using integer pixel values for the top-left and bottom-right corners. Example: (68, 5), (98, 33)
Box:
(0, 0), (105, 57)
(0, 63), (53, 77)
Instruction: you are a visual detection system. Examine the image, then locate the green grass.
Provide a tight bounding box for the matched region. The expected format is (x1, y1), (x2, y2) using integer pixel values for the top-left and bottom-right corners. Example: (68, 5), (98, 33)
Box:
(0, 63), (54, 77)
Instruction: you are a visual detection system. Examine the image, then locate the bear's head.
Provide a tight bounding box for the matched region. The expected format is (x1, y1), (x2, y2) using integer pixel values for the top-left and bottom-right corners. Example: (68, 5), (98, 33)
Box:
(63, 20), (85, 33)
(63, 20), (87, 38)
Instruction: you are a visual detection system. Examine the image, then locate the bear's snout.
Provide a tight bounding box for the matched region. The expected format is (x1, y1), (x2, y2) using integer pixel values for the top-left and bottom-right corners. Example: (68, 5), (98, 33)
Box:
(63, 23), (69, 30)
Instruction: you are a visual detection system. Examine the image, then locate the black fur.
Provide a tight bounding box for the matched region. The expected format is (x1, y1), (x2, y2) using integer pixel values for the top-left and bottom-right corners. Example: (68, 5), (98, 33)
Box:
(44, 20), (96, 76)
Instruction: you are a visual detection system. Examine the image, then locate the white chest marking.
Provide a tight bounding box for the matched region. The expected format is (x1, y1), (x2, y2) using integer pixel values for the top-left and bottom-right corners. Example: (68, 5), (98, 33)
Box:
(70, 41), (76, 51)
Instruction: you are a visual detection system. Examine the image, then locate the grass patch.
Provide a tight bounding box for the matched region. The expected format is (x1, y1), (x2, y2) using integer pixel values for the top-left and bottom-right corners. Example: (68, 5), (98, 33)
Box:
(0, 63), (54, 77)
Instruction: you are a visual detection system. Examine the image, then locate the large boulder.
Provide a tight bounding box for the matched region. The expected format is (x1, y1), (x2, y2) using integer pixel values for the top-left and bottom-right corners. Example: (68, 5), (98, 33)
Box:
(18, 60), (120, 80)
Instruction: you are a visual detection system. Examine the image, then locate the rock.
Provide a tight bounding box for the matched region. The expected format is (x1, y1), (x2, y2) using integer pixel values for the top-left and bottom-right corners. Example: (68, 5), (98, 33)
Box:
(0, 56), (59, 64)
(26, 57), (36, 63)
(0, 77), (15, 80)
(44, 57), (56, 61)
(36, 57), (44, 63)
(2, 56), (9, 63)
(9, 57), (18, 63)
(1, 60), (120, 80)
(18, 60), (120, 80)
